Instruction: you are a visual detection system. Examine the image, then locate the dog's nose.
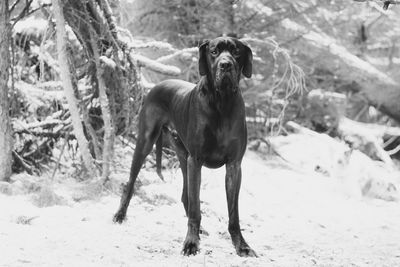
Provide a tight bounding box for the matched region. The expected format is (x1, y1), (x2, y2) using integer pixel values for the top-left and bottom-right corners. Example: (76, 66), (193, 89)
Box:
(219, 61), (232, 71)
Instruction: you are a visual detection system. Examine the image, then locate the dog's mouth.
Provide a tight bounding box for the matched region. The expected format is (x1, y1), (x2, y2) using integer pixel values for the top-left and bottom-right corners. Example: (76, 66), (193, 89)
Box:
(215, 69), (238, 92)
(220, 75), (234, 88)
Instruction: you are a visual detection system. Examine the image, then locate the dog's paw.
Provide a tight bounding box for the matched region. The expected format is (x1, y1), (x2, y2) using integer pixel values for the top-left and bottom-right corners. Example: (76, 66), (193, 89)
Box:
(182, 235), (200, 256)
(113, 210), (126, 224)
(236, 245), (258, 257)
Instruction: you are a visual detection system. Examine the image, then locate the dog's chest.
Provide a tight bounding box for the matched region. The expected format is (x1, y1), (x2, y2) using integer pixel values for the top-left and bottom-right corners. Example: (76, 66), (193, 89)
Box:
(200, 120), (245, 168)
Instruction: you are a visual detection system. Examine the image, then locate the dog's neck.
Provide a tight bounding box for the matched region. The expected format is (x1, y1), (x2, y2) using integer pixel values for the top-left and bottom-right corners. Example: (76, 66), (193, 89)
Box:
(198, 76), (241, 114)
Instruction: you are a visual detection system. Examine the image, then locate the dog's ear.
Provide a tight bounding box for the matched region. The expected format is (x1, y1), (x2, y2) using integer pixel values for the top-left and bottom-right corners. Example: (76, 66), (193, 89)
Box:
(242, 44), (253, 78)
(198, 40), (209, 76)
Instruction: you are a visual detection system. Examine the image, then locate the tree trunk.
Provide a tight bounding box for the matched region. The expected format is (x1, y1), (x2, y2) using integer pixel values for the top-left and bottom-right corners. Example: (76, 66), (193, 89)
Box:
(52, 0), (98, 178)
(280, 19), (400, 123)
(0, 0), (13, 182)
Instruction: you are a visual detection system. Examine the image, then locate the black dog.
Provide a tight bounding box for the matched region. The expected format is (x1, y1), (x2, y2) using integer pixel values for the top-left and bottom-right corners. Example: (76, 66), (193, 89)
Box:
(113, 37), (256, 257)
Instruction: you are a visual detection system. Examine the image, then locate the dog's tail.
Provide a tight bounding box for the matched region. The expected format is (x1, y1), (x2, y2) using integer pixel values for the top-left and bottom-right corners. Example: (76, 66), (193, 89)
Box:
(156, 133), (164, 181)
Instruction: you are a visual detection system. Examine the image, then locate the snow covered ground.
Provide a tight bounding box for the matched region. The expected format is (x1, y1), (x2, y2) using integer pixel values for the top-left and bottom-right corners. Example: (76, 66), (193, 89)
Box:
(1, 150), (400, 266)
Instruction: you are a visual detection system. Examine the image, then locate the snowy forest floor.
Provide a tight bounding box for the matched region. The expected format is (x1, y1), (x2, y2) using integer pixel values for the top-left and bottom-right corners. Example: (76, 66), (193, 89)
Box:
(1, 148), (400, 267)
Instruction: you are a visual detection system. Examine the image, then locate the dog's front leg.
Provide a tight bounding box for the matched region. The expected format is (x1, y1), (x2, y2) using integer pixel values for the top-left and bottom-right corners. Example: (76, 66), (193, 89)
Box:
(182, 155), (202, 256)
(225, 161), (257, 257)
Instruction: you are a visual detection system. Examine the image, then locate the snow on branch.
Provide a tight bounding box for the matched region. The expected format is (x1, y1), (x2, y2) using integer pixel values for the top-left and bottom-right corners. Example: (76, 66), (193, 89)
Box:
(130, 40), (176, 51)
(13, 118), (70, 133)
(130, 53), (181, 76)
(114, 27), (181, 76)
(156, 47), (198, 63)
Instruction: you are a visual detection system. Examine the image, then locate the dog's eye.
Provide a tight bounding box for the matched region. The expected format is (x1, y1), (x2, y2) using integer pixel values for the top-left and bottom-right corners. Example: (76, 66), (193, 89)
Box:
(210, 49), (218, 56)
(233, 48), (241, 57)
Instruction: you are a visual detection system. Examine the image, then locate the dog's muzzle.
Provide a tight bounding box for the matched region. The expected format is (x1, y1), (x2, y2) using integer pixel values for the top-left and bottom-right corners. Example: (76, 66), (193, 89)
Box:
(215, 58), (238, 92)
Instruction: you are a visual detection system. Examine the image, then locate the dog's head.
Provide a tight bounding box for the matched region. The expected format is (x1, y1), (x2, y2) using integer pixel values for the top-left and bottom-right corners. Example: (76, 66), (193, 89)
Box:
(198, 37), (253, 92)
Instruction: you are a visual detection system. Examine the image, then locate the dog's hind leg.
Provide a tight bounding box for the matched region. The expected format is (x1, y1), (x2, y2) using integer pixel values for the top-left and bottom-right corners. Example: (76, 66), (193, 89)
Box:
(113, 107), (164, 223)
